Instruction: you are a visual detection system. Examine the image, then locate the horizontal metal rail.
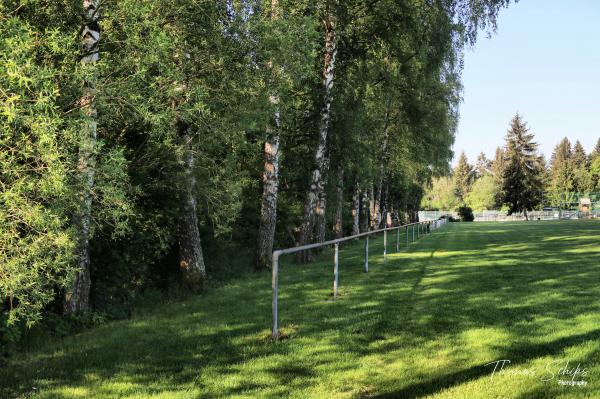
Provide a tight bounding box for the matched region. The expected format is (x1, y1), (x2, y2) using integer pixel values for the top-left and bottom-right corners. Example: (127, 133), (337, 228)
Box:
(271, 218), (448, 339)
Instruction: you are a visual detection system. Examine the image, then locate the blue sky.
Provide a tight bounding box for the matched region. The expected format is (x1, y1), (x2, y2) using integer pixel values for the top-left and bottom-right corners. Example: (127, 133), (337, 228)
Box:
(454, 0), (600, 165)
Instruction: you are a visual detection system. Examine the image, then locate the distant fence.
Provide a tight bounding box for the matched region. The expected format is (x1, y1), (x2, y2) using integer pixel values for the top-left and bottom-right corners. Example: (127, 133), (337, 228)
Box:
(418, 210), (600, 222)
(419, 211), (458, 221)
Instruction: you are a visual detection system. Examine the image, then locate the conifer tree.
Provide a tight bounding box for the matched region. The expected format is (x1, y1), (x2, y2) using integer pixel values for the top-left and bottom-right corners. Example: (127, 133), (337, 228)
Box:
(589, 138), (600, 162)
(453, 151), (474, 203)
(549, 138), (574, 206)
(475, 152), (491, 179)
(500, 114), (543, 218)
(572, 140), (591, 193)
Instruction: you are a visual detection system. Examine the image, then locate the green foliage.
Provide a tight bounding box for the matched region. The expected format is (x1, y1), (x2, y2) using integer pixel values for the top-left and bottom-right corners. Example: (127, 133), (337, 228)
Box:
(591, 157), (600, 190)
(465, 175), (497, 211)
(0, 16), (77, 327)
(456, 205), (474, 221)
(0, 0), (514, 354)
(421, 177), (460, 210)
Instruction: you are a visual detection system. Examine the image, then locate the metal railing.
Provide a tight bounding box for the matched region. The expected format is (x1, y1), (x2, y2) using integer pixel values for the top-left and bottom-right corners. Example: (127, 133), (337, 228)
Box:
(270, 218), (448, 340)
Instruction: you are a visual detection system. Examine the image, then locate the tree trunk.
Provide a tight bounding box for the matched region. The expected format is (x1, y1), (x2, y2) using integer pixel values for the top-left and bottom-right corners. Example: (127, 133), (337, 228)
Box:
(64, 0), (100, 314)
(316, 171), (328, 244)
(369, 184), (377, 230)
(255, 111), (280, 270)
(375, 98), (391, 229)
(351, 182), (360, 236)
(360, 190), (369, 233)
(255, 0), (282, 271)
(297, 5), (336, 262)
(333, 167), (344, 238)
(178, 128), (207, 290)
(381, 183), (389, 227)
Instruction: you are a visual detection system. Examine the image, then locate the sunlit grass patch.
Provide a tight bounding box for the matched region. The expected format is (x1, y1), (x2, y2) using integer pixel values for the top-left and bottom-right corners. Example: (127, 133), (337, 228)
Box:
(3, 221), (600, 398)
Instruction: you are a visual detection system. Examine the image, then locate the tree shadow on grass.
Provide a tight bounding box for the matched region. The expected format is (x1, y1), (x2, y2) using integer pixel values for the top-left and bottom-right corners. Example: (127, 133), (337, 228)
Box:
(370, 328), (600, 398)
(3, 221), (600, 398)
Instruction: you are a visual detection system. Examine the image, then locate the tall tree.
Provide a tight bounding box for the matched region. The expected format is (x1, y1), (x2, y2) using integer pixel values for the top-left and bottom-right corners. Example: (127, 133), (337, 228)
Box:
(590, 138), (600, 189)
(500, 114), (543, 218)
(255, 0), (282, 271)
(453, 151), (473, 203)
(475, 151), (491, 179)
(549, 137), (574, 206)
(572, 140), (591, 193)
(298, 0), (337, 260)
(64, 0), (101, 313)
(589, 138), (600, 162)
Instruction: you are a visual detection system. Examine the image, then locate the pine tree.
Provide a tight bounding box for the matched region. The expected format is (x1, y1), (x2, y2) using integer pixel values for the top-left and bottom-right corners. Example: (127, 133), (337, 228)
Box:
(572, 140), (591, 193)
(475, 151), (491, 179)
(500, 114), (543, 218)
(590, 138), (600, 189)
(589, 138), (600, 162)
(549, 138), (573, 205)
(453, 151), (473, 203)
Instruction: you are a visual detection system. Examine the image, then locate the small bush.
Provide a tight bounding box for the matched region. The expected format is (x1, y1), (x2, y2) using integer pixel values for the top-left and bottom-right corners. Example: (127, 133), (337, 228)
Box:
(457, 206), (474, 222)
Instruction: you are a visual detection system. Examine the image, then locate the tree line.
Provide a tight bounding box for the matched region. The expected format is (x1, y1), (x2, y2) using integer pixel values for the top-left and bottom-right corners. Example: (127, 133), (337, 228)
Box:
(423, 113), (600, 215)
(1, 0), (511, 341)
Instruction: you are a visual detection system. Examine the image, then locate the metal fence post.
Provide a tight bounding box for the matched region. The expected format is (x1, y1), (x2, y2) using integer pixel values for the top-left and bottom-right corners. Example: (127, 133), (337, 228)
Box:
(364, 235), (369, 272)
(334, 243), (339, 298)
(272, 252), (280, 340)
(268, 218), (448, 340)
(383, 230), (387, 261)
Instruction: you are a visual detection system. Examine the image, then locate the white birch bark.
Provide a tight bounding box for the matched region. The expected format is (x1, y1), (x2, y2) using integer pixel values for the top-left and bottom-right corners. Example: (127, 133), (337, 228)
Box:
(64, 0), (100, 314)
(255, 0), (282, 270)
(178, 129), (207, 289)
(381, 183), (389, 227)
(369, 184), (377, 230)
(298, 4), (336, 261)
(255, 102), (280, 270)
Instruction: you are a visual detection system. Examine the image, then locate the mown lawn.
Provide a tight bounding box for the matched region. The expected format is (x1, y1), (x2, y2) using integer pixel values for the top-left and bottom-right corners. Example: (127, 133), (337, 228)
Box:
(3, 221), (600, 398)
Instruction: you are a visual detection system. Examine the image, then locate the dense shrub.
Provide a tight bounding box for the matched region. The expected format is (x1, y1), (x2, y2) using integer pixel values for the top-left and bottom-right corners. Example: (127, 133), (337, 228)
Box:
(457, 206), (475, 222)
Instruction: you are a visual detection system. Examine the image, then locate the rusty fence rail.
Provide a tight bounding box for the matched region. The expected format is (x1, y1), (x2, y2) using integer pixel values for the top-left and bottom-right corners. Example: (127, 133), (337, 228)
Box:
(270, 217), (448, 339)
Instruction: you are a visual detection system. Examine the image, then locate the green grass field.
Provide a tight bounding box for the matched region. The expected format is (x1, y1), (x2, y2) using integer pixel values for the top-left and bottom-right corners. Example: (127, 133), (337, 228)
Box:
(3, 221), (600, 398)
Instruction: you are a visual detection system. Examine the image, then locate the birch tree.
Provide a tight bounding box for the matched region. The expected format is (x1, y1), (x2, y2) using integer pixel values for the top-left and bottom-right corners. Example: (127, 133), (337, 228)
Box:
(64, 0), (101, 313)
(178, 126), (207, 289)
(255, 0), (282, 271)
(297, 0), (337, 260)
